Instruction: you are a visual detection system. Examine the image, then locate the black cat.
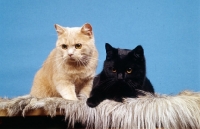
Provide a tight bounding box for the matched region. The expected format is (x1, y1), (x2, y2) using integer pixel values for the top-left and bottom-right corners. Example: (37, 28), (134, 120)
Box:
(86, 43), (154, 108)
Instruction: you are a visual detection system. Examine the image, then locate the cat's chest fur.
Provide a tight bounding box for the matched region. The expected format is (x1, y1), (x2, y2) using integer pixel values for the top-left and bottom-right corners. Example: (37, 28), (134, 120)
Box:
(61, 64), (94, 82)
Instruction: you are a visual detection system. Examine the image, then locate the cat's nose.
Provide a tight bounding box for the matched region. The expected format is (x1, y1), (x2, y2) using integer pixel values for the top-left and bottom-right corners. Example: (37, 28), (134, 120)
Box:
(68, 54), (73, 57)
(118, 73), (123, 80)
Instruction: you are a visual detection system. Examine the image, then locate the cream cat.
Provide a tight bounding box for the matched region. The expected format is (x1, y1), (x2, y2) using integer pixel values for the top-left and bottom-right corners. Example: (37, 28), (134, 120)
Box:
(30, 23), (98, 100)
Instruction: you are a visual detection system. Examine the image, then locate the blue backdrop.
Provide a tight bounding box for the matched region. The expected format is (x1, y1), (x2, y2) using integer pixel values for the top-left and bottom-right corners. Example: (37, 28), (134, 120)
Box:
(0, 1), (199, 97)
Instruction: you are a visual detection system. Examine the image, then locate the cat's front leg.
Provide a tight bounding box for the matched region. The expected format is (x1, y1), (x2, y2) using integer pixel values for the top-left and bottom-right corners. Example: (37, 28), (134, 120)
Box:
(55, 81), (78, 101)
(86, 96), (104, 108)
(78, 79), (93, 98)
(86, 88), (105, 108)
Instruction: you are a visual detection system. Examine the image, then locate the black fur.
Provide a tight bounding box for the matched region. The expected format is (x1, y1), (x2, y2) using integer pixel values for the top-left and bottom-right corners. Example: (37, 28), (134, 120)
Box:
(87, 43), (154, 108)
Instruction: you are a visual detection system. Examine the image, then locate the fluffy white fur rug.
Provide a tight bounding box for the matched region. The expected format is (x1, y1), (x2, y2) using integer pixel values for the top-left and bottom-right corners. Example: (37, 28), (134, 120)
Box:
(0, 91), (200, 129)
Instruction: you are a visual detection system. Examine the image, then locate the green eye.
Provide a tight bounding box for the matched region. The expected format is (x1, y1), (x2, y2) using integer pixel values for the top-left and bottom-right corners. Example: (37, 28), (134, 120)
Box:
(75, 43), (82, 49)
(126, 68), (132, 73)
(61, 44), (68, 49)
(112, 68), (117, 73)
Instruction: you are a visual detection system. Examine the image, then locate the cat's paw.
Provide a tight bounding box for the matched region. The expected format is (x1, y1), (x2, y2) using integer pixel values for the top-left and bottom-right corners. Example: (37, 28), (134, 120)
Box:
(78, 94), (87, 100)
(86, 97), (100, 108)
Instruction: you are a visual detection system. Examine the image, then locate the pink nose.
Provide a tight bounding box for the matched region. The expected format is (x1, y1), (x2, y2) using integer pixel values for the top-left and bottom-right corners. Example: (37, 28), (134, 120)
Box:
(68, 54), (73, 57)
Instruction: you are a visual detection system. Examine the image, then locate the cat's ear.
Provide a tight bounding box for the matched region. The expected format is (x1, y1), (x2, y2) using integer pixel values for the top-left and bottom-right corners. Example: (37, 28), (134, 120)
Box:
(105, 43), (113, 53)
(130, 45), (144, 59)
(105, 43), (115, 60)
(81, 23), (93, 37)
(55, 24), (65, 35)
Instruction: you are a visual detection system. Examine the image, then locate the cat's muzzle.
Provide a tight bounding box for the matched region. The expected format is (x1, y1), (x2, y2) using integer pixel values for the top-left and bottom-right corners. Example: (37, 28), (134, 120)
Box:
(117, 73), (123, 79)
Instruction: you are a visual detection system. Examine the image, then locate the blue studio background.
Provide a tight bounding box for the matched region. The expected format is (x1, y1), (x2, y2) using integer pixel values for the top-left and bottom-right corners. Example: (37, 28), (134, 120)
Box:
(0, 1), (199, 97)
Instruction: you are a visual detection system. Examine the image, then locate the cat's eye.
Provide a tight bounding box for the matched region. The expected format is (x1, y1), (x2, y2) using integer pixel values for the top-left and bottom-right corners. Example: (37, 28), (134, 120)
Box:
(75, 43), (82, 49)
(112, 68), (117, 73)
(126, 68), (132, 73)
(61, 44), (68, 49)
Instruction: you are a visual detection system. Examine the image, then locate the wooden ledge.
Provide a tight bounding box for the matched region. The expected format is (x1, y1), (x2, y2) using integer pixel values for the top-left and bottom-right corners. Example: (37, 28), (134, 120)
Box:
(0, 109), (84, 129)
(0, 110), (7, 116)
(0, 108), (63, 116)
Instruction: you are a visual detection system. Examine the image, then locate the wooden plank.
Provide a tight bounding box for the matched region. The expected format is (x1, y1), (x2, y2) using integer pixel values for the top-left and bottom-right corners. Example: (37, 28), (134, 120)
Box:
(0, 108), (59, 116)
(0, 110), (7, 116)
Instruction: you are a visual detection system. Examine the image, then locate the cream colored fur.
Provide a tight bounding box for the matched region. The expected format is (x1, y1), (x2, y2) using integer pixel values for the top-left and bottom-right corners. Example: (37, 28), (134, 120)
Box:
(0, 91), (200, 129)
(30, 23), (98, 100)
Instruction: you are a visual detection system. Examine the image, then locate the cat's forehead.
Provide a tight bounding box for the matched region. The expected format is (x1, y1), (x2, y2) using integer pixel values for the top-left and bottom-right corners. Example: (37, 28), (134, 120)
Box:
(64, 27), (81, 34)
(118, 49), (131, 56)
(58, 27), (80, 39)
(58, 27), (91, 43)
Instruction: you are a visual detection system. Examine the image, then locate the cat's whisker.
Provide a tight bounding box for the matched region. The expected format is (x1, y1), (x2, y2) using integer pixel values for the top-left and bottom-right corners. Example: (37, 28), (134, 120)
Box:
(78, 59), (93, 71)
(78, 59), (82, 67)
(77, 59), (84, 68)
(98, 79), (116, 92)
(101, 82), (111, 91)
(88, 57), (99, 61)
(81, 55), (99, 63)
(103, 81), (115, 92)
(76, 60), (80, 67)
(88, 57), (101, 63)
(127, 80), (138, 90)
(97, 78), (113, 86)
(127, 80), (134, 87)
(126, 81), (135, 91)
(77, 58), (84, 66)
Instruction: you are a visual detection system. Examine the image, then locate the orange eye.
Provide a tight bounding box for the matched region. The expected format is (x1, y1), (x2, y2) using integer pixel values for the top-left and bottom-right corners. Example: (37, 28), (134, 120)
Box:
(61, 44), (68, 49)
(126, 68), (132, 73)
(112, 68), (117, 73)
(75, 43), (82, 49)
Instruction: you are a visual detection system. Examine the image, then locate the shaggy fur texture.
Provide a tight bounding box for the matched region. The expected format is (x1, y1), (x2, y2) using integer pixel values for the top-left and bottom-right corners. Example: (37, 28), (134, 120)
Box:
(0, 91), (200, 129)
